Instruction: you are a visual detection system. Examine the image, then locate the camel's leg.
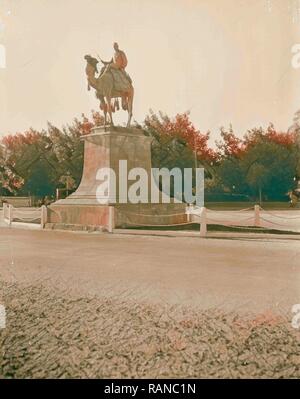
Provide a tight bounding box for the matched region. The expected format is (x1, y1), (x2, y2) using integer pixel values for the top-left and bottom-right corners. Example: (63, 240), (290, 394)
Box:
(121, 96), (128, 111)
(106, 96), (114, 126)
(100, 103), (107, 126)
(126, 88), (134, 128)
(99, 97), (108, 126)
(104, 109), (107, 126)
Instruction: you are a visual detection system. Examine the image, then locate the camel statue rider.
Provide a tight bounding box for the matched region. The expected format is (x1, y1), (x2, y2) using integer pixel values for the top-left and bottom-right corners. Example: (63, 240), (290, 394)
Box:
(103, 42), (132, 84)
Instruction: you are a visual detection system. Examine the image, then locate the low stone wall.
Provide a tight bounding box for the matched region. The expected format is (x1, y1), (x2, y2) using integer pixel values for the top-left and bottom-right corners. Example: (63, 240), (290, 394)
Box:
(115, 203), (187, 228)
(0, 196), (32, 207)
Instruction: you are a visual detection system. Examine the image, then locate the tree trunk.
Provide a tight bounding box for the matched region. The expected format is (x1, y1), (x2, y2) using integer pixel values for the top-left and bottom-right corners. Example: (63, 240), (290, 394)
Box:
(259, 187), (262, 206)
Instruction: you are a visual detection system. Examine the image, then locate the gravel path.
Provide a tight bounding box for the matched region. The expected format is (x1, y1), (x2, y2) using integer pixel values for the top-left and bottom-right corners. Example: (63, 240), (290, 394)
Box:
(0, 281), (299, 379)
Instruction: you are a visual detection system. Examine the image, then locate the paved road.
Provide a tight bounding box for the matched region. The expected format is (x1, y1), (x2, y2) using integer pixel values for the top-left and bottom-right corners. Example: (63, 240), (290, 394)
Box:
(0, 227), (299, 311)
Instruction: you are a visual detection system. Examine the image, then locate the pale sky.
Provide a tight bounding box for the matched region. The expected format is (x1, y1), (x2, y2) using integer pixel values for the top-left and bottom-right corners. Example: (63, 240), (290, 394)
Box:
(0, 0), (300, 142)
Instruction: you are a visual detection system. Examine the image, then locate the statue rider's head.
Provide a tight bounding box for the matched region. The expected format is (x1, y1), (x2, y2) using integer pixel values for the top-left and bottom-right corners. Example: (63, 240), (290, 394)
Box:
(113, 42), (119, 51)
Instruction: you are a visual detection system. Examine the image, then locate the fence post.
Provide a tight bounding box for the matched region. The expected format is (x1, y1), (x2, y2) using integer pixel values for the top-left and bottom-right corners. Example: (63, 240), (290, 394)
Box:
(254, 204), (260, 227)
(2, 203), (6, 222)
(200, 207), (207, 237)
(108, 206), (115, 233)
(8, 204), (12, 226)
(41, 205), (47, 229)
(186, 204), (191, 223)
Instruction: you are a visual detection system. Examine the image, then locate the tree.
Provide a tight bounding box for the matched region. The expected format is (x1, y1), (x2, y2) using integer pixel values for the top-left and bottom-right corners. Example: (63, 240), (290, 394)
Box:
(242, 127), (298, 200)
(0, 111), (104, 196)
(216, 124), (300, 201)
(0, 128), (50, 194)
(214, 125), (249, 198)
(288, 109), (300, 179)
(143, 111), (218, 199)
(46, 111), (105, 188)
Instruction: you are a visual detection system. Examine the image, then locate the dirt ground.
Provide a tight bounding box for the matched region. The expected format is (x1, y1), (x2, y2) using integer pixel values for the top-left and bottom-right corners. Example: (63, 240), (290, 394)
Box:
(0, 227), (299, 378)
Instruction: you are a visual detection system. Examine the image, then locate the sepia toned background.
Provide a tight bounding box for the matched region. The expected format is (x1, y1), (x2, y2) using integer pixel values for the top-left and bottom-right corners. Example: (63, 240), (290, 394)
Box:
(0, 0), (300, 141)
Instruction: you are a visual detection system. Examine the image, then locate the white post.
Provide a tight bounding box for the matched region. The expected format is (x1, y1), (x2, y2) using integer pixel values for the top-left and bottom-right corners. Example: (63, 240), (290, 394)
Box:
(186, 204), (191, 223)
(41, 205), (47, 228)
(254, 204), (260, 227)
(108, 206), (115, 233)
(200, 206), (207, 237)
(3, 203), (6, 222)
(8, 204), (12, 226)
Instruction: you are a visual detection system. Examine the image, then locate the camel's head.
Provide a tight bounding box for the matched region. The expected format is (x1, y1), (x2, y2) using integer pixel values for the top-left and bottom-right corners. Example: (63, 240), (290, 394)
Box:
(84, 55), (99, 73)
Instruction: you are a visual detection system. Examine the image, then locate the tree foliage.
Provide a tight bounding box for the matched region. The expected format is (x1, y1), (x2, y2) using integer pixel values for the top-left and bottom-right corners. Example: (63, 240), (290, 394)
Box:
(0, 111), (104, 196)
(1, 110), (299, 202)
(216, 124), (300, 200)
(144, 111), (217, 174)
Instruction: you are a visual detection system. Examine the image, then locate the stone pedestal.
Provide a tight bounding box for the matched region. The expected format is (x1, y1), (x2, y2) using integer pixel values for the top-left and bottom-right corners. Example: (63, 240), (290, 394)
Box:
(47, 126), (187, 230)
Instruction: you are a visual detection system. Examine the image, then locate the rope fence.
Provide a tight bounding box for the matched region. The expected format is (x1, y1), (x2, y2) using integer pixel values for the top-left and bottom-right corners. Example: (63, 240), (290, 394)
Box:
(259, 206), (300, 220)
(2, 203), (299, 236)
(2, 203), (47, 228)
(114, 204), (300, 236)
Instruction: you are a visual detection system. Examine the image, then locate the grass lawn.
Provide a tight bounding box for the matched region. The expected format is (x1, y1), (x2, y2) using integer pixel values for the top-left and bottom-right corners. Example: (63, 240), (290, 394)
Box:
(205, 201), (299, 210)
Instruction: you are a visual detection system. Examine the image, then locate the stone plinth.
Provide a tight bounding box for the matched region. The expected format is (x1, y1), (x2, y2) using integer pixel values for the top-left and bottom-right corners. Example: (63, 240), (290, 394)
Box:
(47, 126), (187, 230)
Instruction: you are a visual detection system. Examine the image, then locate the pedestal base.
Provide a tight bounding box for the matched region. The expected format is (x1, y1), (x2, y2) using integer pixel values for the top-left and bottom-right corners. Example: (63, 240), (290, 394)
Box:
(47, 202), (187, 231)
(47, 126), (188, 231)
(47, 204), (109, 229)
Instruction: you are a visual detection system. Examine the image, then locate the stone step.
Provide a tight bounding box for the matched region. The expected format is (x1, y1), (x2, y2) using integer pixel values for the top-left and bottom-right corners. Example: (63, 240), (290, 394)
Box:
(45, 223), (105, 232)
